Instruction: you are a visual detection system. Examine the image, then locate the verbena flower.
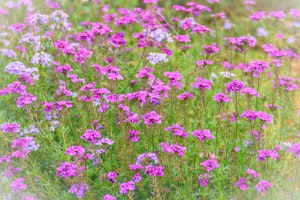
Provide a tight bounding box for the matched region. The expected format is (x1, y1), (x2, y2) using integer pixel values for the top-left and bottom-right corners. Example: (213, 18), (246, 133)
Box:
(191, 78), (212, 90)
(144, 165), (164, 176)
(225, 80), (245, 93)
(147, 53), (168, 65)
(65, 146), (85, 158)
(165, 124), (188, 138)
(107, 171), (118, 183)
(235, 178), (248, 191)
(192, 129), (214, 141)
(256, 180), (272, 193)
(10, 178), (27, 193)
(200, 159), (218, 172)
(141, 111), (162, 125)
(119, 181), (135, 194)
(81, 130), (101, 144)
(159, 142), (186, 156)
(56, 162), (79, 178)
(213, 93), (231, 103)
(68, 183), (89, 198)
(103, 194), (117, 200)
(246, 169), (260, 178)
(0, 123), (20, 133)
(198, 173), (210, 187)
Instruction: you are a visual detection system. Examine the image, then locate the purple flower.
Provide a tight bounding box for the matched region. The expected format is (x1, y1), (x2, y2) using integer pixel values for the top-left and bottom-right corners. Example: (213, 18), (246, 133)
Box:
(81, 130), (101, 144)
(235, 178), (248, 191)
(0, 123), (20, 133)
(107, 171), (118, 183)
(132, 173), (142, 183)
(10, 178), (27, 193)
(246, 169), (260, 178)
(65, 146), (85, 158)
(163, 71), (183, 89)
(213, 93), (231, 103)
(256, 180), (272, 193)
(147, 53), (168, 65)
(225, 80), (245, 93)
(141, 111), (162, 125)
(198, 173), (210, 187)
(56, 162), (79, 178)
(159, 142), (186, 156)
(119, 181), (135, 194)
(203, 43), (219, 55)
(173, 35), (191, 43)
(195, 60), (214, 67)
(241, 110), (273, 123)
(68, 183), (89, 198)
(136, 153), (159, 165)
(165, 124), (188, 138)
(16, 93), (37, 108)
(127, 130), (141, 142)
(249, 11), (266, 22)
(103, 194), (117, 200)
(144, 165), (164, 176)
(200, 159), (218, 172)
(287, 143), (300, 158)
(177, 92), (194, 101)
(191, 78), (212, 90)
(192, 129), (213, 141)
(257, 149), (279, 162)
(241, 87), (260, 97)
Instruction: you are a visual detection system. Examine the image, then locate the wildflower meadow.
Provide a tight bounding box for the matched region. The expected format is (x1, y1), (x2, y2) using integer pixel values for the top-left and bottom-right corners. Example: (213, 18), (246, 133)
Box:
(1, 0), (300, 199)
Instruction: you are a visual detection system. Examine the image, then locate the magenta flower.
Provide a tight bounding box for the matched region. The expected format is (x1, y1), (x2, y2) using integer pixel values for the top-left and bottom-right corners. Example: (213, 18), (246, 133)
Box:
(65, 146), (85, 158)
(0, 123), (20, 133)
(213, 93), (231, 103)
(10, 178), (27, 193)
(287, 143), (300, 158)
(119, 181), (135, 194)
(68, 183), (89, 198)
(200, 159), (218, 172)
(165, 123), (188, 138)
(235, 178), (248, 191)
(246, 169), (260, 178)
(257, 149), (279, 162)
(173, 35), (191, 43)
(225, 80), (245, 93)
(103, 194), (116, 200)
(191, 78), (212, 90)
(256, 180), (272, 193)
(144, 165), (164, 176)
(249, 11), (266, 22)
(177, 92), (194, 101)
(16, 93), (37, 108)
(127, 130), (141, 142)
(198, 173), (210, 187)
(107, 171), (118, 183)
(159, 142), (186, 156)
(81, 129), (101, 144)
(192, 129), (214, 141)
(141, 111), (162, 125)
(56, 162), (79, 178)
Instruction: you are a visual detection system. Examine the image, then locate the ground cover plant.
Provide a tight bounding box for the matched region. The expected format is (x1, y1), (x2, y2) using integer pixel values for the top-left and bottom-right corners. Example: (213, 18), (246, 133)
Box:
(1, 0), (300, 199)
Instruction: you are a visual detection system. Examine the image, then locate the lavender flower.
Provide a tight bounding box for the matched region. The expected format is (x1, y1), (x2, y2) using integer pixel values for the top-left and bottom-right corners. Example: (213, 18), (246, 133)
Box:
(192, 129), (214, 141)
(200, 159), (218, 172)
(235, 178), (248, 190)
(147, 53), (168, 65)
(256, 180), (272, 193)
(141, 111), (162, 125)
(10, 178), (27, 193)
(68, 183), (89, 198)
(198, 173), (209, 187)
